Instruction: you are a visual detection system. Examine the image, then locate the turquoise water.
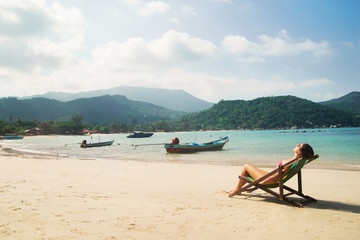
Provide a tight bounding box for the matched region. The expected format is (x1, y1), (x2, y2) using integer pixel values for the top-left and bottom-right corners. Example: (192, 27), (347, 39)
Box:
(1, 128), (359, 168)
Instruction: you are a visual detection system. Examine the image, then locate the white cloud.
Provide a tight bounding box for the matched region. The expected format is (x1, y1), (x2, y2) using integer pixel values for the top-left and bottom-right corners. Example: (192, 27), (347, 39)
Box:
(139, 1), (170, 16)
(156, 68), (238, 100)
(299, 78), (332, 87)
(237, 56), (265, 63)
(0, 8), (20, 22)
(168, 18), (179, 23)
(122, 0), (142, 7)
(26, 35), (84, 68)
(222, 35), (261, 55)
(340, 41), (355, 48)
(0, 0), (85, 37)
(222, 30), (333, 59)
(0, 1), (49, 36)
(92, 30), (217, 71)
(48, 1), (86, 36)
(148, 30), (217, 61)
(0, 36), (29, 70)
(0, 0), (86, 72)
(213, 0), (231, 2)
(0, 65), (50, 97)
(92, 38), (153, 71)
(182, 6), (197, 16)
(123, 0), (170, 16)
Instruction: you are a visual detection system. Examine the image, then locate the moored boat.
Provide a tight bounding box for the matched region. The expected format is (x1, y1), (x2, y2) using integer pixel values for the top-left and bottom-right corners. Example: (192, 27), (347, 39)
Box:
(164, 136), (229, 153)
(127, 131), (154, 138)
(0, 133), (24, 140)
(80, 140), (114, 148)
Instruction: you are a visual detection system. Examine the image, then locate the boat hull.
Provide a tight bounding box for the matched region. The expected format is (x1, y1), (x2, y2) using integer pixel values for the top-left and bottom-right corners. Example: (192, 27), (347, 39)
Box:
(164, 137), (229, 153)
(127, 133), (153, 138)
(81, 140), (114, 148)
(0, 136), (24, 140)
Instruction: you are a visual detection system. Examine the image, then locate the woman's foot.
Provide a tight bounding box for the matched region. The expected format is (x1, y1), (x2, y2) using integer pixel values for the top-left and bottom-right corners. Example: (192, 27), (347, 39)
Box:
(227, 190), (240, 198)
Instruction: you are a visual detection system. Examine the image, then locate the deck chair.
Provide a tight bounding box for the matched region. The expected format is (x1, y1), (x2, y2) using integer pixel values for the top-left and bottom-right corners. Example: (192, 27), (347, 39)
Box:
(237, 154), (319, 207)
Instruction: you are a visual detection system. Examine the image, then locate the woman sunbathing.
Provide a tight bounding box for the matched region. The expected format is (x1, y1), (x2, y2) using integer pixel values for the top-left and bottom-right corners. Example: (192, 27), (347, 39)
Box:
(227, 143), (314, 198)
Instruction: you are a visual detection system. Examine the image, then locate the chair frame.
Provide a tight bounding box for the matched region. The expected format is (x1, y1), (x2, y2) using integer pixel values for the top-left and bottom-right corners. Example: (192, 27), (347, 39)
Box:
(238, 154), (319, 207)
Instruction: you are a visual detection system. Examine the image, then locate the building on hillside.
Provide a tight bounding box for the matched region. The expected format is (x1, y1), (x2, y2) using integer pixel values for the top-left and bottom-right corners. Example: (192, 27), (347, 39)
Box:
(25, 128), (42, 136)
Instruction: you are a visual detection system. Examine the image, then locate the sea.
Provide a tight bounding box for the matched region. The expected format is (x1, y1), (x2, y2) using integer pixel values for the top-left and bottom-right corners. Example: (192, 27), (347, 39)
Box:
(1, 128), (359, 170)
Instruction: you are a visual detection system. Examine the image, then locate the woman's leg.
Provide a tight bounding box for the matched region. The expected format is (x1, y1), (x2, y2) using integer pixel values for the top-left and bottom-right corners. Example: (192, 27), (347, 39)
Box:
(227, 164), (268, 197)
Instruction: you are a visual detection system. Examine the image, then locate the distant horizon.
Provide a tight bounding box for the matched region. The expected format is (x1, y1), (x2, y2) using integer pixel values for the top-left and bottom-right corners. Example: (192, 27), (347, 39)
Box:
(5, 85), (358, 104)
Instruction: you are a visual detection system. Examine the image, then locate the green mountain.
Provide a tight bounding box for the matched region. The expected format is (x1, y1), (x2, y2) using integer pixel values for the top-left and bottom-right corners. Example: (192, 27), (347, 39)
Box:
(319, 91), (360, 114)
(25, 86), (214, 113)
(0, 95), (184, 125)
(2, 94), (359, 131)
(178, 95), (359, 130)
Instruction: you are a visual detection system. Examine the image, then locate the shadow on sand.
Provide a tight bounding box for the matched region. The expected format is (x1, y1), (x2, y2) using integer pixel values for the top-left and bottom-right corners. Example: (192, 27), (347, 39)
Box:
(235, 194), (360, 213)
(307, 200), (360, 213)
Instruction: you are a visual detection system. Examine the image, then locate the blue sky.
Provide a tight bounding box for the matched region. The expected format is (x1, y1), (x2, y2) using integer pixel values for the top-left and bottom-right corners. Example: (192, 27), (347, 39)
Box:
(0, 0), (359, 102)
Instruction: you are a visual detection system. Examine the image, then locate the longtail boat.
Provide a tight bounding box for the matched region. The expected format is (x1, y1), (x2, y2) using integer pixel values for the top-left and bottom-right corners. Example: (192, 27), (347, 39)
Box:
(164, 136), (229, 153)
(0, 133), (24, 140)
(80, 140), (114, 148)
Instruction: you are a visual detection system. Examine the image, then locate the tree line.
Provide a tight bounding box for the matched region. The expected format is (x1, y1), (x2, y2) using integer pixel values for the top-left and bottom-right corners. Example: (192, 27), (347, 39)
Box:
(0, 115), (179, 136)
(1, 95), (359, 136)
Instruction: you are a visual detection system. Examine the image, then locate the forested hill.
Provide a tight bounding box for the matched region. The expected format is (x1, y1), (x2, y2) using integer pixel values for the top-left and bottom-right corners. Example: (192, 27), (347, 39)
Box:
(1, 94), (359, 132)
(0, 95), (184, 125)
(178, 96), (359, 130)
(319, 91), (360, 114)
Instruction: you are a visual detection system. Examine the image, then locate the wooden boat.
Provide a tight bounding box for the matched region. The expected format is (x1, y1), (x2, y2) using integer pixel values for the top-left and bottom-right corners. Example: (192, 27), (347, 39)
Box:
(164, 136), (229, 153)
(0, 133), (24, 140)
(127, 131), (154, 138)
(80, 140), (114, 148)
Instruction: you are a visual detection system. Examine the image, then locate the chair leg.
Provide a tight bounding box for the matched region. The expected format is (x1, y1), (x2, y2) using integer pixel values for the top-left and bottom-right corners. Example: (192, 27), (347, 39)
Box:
(278, 166), (284, 200)
(283, 185), (317, 204)
(295, 170), (317, 204)
(250, 184), (304, 207)
(238, 175), (316, 207)
(298, 170), (303, 193)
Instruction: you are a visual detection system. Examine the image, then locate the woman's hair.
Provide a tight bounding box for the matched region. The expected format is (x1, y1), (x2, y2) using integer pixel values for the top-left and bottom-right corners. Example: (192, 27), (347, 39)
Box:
(300, 143), (314, 159)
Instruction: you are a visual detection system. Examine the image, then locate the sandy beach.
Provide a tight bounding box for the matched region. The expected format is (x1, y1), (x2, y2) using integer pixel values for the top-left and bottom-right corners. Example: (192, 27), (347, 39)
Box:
(1, 153), (359, 240)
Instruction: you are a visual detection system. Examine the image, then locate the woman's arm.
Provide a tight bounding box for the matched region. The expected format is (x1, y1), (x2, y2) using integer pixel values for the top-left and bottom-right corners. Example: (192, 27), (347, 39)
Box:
(259, 158), (294, 185)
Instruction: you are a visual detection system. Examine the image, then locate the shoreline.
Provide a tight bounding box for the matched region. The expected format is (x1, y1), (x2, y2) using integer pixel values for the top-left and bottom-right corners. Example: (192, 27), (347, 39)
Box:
(1, 154), (359, 239)
(1, 128), (359, 172)
(1, 146), (360, 172)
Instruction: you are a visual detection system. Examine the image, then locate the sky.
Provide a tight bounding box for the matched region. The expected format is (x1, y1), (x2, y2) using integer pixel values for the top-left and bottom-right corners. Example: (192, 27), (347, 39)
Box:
(0, 0), (359, 103)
